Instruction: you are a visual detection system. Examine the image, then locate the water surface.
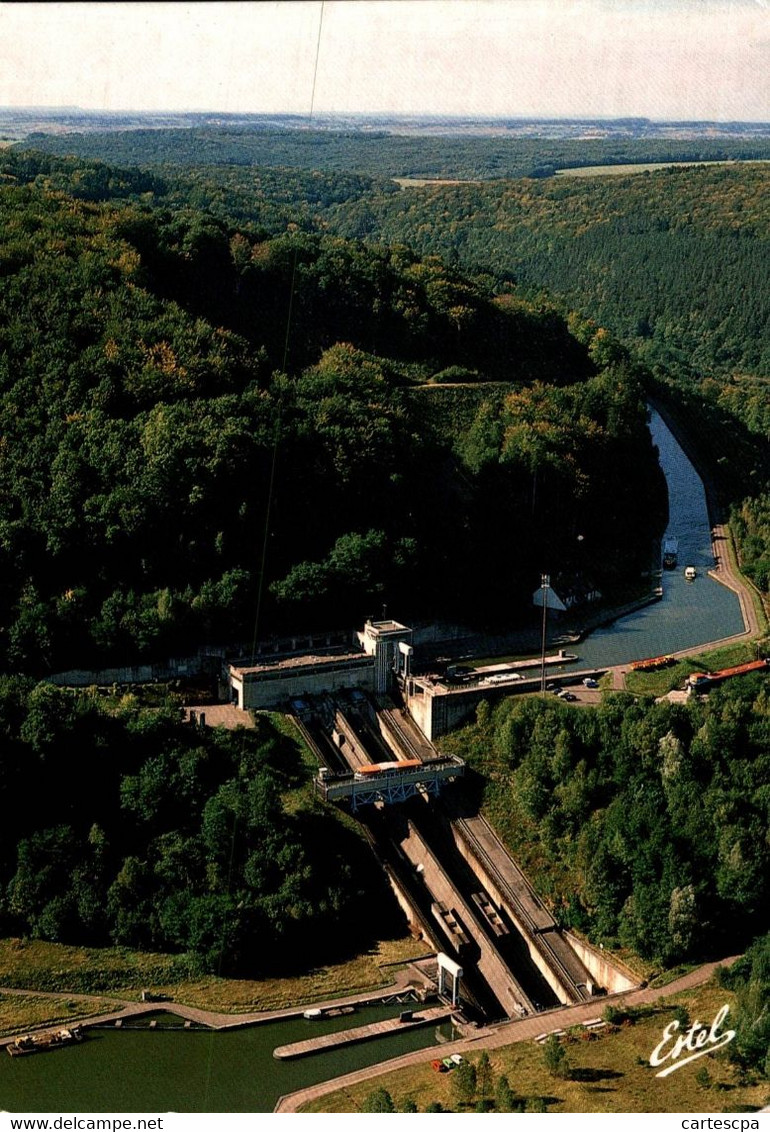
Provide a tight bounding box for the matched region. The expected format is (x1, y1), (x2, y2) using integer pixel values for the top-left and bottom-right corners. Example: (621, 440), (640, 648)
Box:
(0, 1002), (441, 1113)
(570, 409), (744, 669)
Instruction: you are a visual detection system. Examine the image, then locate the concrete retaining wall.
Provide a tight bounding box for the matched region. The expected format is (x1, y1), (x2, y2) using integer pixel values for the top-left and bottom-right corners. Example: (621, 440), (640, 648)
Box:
(564, 932), (638, 993)
(236, 662), (373, 710)
(46, 652), (221, 687)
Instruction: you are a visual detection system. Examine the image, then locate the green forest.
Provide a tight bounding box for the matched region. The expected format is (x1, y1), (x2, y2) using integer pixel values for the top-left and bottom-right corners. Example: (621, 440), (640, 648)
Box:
(325, 164), (770, 379)
(0, 679), (397, 974)
(19, 124), (770, 180)
(0, 153), (664, 673)
(443, 676), (769, 964)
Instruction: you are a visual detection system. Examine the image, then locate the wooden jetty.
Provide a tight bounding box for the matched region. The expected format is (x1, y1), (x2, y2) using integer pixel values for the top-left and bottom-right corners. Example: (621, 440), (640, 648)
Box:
(273, 1005), (451, 1060)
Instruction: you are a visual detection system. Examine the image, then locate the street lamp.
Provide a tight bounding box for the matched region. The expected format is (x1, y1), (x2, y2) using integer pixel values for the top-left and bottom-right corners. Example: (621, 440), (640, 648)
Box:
(540, 573), (550, 696)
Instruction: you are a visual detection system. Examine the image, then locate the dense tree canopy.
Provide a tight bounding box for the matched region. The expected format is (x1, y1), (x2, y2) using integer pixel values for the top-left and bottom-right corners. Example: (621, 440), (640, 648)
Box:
(326, 164), (770, 380)
(0, 174), (664, 671)
(443, 677), (770, 964)
(17, 125), (770, 181)
(0, 681), (398, 974)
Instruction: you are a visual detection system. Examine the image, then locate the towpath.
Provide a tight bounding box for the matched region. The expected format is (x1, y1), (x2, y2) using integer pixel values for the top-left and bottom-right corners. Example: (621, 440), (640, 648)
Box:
(0, 965), (431, 1047)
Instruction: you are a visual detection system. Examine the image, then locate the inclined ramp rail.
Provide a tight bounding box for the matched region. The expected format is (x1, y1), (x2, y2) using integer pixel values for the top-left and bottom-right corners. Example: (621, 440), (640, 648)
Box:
(397, 817), (535, 1018)
(452, 813), (593, 1004)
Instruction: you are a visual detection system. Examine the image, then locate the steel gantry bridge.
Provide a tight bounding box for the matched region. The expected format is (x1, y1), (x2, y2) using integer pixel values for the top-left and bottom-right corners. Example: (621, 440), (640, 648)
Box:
(315, 754), (465, 811)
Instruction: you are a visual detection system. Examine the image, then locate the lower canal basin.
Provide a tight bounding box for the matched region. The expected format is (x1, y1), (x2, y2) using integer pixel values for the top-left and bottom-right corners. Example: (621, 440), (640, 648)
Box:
(0, 1001), (447, 1113)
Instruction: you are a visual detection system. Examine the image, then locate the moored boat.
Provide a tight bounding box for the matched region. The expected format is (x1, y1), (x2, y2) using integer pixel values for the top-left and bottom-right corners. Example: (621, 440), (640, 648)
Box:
(7, 1027), (83, 1057)
(663, 537), (679, 569)
(303, 1005), (356, 1020)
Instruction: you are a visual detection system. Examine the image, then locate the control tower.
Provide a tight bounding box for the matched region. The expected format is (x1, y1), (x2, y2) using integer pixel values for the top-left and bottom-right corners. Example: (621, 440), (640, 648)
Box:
(357, 619), (413, 693)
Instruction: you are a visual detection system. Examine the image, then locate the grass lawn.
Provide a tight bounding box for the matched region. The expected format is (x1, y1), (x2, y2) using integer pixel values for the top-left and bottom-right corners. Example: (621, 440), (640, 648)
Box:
(303, 982), (769, 1114)
(0, 992), (121, 1038)
(0, 935), (428, 1019)
(258, 709), (321, 814)
(624, 640), (759, 697)
(150, 937), (429, 1014)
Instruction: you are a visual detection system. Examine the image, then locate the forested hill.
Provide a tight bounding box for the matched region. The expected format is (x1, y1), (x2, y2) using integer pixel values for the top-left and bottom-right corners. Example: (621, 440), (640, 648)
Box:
(0, 171), (663, 673)
(15, 125), (770, 180)
(0, 147), (400, 236)
(326, 163), (770, 379)
(9, 147), (767, 381)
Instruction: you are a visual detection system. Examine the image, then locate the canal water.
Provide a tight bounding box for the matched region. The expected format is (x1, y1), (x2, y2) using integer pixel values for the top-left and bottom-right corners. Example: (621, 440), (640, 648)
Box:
(0, 1002), (443, 1113)
(567, 408), (745, 670)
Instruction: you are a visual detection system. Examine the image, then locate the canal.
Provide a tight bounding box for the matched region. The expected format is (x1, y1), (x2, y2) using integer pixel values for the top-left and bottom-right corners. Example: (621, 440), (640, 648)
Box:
(569, 408), (745, 670)
(0, 1002), (446, 1112)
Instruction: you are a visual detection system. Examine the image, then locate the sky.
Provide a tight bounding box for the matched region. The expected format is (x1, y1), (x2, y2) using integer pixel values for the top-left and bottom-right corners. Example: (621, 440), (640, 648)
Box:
(0, 0), (768, 122)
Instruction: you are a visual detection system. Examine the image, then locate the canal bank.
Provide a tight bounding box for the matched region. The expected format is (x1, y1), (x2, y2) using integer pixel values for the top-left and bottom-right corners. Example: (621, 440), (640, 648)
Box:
(649, 397), (766, 643)
(275, 954), (742, 1112)
(0, 962), (433, 1048)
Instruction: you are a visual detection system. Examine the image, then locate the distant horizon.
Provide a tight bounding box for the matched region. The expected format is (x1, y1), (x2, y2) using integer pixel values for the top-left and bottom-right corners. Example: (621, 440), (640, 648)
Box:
(3, 106), (770, 129)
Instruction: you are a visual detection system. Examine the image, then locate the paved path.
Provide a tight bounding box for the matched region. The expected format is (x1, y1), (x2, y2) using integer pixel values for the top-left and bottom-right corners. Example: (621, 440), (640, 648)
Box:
(183, 704), (255, 729)
(274, 1006), (451, 1060)
(273, 955), (740, 1112)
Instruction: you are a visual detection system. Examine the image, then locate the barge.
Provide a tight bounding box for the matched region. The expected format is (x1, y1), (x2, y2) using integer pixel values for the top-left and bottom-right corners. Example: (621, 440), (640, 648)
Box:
(8, 1027), (84, 1057)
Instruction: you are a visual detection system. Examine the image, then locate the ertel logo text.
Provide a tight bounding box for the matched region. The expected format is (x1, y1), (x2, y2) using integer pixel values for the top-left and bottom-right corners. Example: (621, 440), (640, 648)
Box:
(649, 1004), (736, 1078)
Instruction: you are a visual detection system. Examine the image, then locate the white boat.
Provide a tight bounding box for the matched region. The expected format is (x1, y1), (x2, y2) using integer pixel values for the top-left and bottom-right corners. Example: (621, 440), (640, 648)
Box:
(684, 566), (697, 580)
(303, 1008), (323, 1020)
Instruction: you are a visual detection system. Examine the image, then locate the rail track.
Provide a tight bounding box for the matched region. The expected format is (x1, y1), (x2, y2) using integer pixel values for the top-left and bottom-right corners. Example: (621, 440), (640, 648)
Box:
(454, 815), (592, 1003)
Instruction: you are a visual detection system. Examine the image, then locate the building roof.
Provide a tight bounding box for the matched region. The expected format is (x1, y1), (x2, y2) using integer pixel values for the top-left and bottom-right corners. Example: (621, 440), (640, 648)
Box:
(229, 648), (370, 679)
(366, 619), (410, 635)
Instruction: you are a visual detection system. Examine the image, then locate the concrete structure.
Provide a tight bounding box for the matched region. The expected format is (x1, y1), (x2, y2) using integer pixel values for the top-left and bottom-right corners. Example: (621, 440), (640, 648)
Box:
(406, 665), (608, 740)
(437, 953), (463, 1008)
(564, 933), (638, 994)
(227, 648), (372, 710)
(448, 812), (595, 1005)
(315, 756), (464, 811)
(396, 818), (535, 1017)
(226, 619), (413, 710)
(357, 619), (413, 692)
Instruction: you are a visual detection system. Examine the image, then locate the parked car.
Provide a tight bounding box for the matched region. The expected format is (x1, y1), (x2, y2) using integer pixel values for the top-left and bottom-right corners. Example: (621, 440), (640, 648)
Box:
(582, 677), (599, 688)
